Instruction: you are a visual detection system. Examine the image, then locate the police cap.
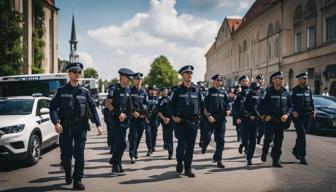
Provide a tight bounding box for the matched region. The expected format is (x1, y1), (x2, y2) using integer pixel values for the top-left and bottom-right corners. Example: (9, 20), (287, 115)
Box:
(178, 65), (194, 74)
(133, 72), (143, 79)
(238, 75), (249, 82)
(256, 74), (264, 80)
(118, 68), (135, 77)
(211, 74), (222, 81)
(66, 62), (83, 72)
(250, 82), (260, 90)
(270, 71), (284, 79)
(296, 72), (308, 79)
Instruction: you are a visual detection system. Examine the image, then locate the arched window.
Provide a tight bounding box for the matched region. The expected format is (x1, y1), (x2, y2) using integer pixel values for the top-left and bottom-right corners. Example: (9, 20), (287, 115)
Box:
(293, 5), (303, 53)
(268, 42), (272, 59)
(268, 23), (274, 36)
(275, 21), (281, 32)
(243, 40), (247, 52)
(293, 5), (303, 26)
(274, 39), (279, 58)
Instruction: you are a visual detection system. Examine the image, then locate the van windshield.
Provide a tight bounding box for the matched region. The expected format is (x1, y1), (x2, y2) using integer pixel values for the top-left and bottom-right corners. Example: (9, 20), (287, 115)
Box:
(0, 79), (67, 97)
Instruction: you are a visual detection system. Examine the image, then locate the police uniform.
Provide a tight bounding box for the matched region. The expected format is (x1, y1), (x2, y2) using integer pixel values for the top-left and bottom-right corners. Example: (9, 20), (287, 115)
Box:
(49, 62), (101, 190)
(233, 75), (250, 154)
(242, 82), (261, 165)
(157, 87), (174, 159)
(255, 74), (266, 144)
(258, 71), (293, 167)
(128, 73), (152, 162)
(170, 65), (204, 177)
(102, 85), (115, 153)
(290, 72), (314, 165)
(203, 74), (229, 168)
(108, 68), (134, 172)
(147, 87), (159, 152)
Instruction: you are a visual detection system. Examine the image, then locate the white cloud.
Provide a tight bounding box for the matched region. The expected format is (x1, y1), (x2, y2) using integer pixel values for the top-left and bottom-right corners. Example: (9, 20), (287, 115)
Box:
(86, 0), (220, 81)
(77, 51), (94, 67)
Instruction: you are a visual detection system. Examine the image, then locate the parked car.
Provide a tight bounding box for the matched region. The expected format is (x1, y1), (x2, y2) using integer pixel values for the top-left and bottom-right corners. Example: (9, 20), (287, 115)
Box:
(308, 95), (336, 134)
(0, 95), (58, 165)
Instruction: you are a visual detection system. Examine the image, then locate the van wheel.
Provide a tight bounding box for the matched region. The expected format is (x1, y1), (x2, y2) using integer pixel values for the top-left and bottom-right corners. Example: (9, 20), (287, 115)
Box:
(26, 134), (41, 165)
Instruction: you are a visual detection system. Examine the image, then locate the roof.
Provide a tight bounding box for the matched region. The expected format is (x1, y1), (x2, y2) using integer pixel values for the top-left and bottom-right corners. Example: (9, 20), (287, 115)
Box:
(226, 18), (242, 33)
(70, 14), (77, 43)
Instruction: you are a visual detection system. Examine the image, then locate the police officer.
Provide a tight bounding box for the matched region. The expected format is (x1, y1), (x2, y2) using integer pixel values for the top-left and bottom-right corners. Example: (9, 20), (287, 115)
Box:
(129, 73), (152, 163)
(203, 74), (230, 168)
(290, 72), (315, 165)
(233, 75), (250, 154)
(170, 65), (204, 177)
(103, 84), (115, 153)
(256, 74), (266, 144)
(157, 87), (174, 159)
(106, 68), (134, 172)
(49, 62), (103, 190)
(147, 86), (159, 153)
(259, 71), (293, 168)
(242, 82), (261, 165)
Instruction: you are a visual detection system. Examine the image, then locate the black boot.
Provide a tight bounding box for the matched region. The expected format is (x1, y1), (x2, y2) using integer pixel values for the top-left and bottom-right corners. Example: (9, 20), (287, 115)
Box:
(292, 150), (301, 160)
(238, 144), (243, 154)
(184, 169), (196, 177)
(130, 157), (136, 164)
(168, 152), (173, 160)
(146, 149), (152, 157)
(261, 152), (267, 162)
(300, 158), (308, 165)
(112, 164), (120, 173)
(217, 161), (225, 168)
(176, 162), (183, 173)
(65, 173), (72, 185)
(272, 161), (283, 168)
(247, 159), (252, 166)
(201, 146), (207, 154)
(135, 153), (138, 159)
(73, 180), (85, 190)
(118, 164), (124, 173)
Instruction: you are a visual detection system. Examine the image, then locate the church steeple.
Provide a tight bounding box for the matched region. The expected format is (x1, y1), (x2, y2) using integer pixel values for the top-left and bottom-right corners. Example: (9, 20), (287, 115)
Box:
(69, 13), (79, 63)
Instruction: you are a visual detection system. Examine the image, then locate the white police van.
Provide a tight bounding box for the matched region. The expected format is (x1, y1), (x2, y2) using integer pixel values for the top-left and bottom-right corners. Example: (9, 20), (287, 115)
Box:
(0, 73), (68, 98)
(0, 94), (58, 165)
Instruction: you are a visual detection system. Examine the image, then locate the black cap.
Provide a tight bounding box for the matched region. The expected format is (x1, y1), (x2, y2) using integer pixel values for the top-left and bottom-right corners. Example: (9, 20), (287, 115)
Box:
(133, 72), (143, 79)
(211, 74), (222, 81)
(270, 71), (284, 79)
(66, 62), (83, 72)
(238, 75), (249, 82)
(250, 82), (260, 90)
(296, 72), (308, 79)
(256, 74), (264, 80)
(118, 68), (135, 77)
(148, 85), (157, 90)
(178, 65), (194, 74)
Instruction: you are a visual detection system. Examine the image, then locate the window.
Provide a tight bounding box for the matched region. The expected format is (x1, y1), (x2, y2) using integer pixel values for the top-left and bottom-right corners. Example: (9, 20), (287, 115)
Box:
(327, 15), (336, 41)
(268, 23), (274, 36)
(268, 42), (272, 59)
(307, 26), (316, 48)
(295, 32), (302, 53)
(274, 39), (279, 57)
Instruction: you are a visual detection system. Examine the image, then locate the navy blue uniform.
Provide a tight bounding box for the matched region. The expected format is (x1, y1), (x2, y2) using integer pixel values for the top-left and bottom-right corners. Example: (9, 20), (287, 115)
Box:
(256, 87), (266, 144)
(170, 83), (204, 172)
(147, 95), (159, 151)
(108, 83), (132, 167)
(49, 83), (101, 182)
(129, 86), (151, 158)
(233, 86), (250, 153)
(102, 86), (115, 153)
(157, 95), (174, 157)
(242, 89), (261, 162)
(259, 86), (293, 164)
(290, 85), (314, 160)
(203, 87), (229, 161)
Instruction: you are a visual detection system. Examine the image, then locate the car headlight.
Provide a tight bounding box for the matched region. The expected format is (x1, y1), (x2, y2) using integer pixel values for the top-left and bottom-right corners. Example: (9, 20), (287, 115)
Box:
(0, 124), (25, 134)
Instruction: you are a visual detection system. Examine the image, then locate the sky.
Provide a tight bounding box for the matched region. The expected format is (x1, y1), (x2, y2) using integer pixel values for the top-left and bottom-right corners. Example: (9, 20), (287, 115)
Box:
(56, 0), (255, 81)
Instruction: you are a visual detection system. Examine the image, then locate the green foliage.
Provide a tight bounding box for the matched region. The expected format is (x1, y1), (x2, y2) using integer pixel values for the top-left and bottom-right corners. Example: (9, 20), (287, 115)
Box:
(143, 55), (179, 88)
(0, 0), (24, 76)
(84, 67), (99, 79)
(32, 0), (45, 74)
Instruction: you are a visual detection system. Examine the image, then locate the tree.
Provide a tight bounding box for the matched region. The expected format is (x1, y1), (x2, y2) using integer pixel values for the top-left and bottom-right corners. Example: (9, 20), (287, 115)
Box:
(143, 55), (179, 88)
(0, 0), (24, 76)
(84, 67), (99, 79)
(32, 0), (45, 74)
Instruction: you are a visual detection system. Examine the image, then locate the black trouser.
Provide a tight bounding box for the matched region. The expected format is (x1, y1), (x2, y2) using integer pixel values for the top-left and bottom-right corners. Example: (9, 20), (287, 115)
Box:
(257, 120), (265, 144)
(103, 110), (115, 151)
(203, 118), (226, 161)
(59, 123), (87, 181)
(150, 116), (159, 150)
(246, 120), (257, 161)
(199, 115), (207, 147)
(111, 118), (127, 165)
(262, 122), (284, 162)
(175, 121), (198, 171)
(162, 120), (174, 155)
(129, 118), (151, 158)
(293, 114), (309, 158)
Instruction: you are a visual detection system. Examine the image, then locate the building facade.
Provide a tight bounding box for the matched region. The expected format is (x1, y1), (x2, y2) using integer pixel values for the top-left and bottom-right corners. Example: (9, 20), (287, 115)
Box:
(205, 0), (336, 95)
(12, 0), (59, 74)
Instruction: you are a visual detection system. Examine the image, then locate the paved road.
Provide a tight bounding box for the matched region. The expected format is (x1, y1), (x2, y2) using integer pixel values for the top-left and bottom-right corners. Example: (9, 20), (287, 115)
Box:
(0, 116), (335, 192)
